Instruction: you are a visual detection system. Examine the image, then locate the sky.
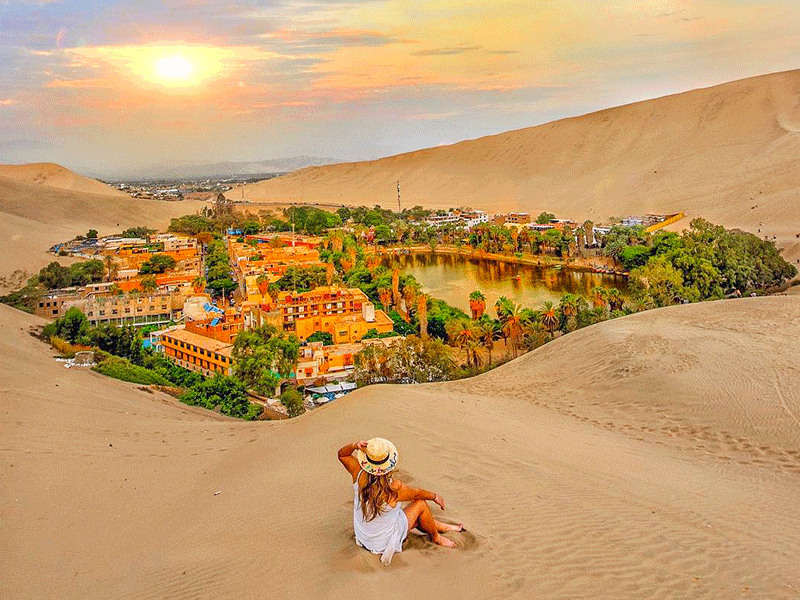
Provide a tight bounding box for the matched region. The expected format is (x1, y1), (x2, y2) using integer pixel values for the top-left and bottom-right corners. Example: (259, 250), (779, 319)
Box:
(1, 0), (798, 177)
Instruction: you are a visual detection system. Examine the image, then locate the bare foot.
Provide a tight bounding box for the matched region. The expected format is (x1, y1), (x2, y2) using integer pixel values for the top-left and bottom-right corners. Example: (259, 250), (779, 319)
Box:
(432, 534), (456, 548)
(438, 522), (464, 532)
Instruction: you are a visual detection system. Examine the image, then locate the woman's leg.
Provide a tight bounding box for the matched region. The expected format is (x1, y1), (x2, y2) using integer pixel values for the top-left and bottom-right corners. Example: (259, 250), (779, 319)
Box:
(403, 500), (456, 547)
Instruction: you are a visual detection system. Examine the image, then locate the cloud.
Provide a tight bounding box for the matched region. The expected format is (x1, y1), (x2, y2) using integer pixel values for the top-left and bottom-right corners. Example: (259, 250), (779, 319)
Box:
(412, 45), (481, 57)
(0, 99), (18, 106)
(486, 50), (520, 55)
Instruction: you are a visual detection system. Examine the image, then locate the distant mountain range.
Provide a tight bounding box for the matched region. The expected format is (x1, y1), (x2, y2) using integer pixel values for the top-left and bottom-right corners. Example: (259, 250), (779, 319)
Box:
(105, 156), (345, 181)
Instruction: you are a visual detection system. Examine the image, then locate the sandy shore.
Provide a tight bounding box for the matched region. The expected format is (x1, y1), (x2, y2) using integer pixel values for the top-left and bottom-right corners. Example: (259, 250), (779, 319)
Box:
(2, 297), (799, 599)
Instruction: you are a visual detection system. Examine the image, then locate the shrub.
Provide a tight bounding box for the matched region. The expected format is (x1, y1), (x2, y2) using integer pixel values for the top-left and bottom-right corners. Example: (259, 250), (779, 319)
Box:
(307, 331), (333, 346)
(181, 374), (262, 420)
(49, 336), (92, 358)
(93, 356), (171, 386)
(280, 388), (305, 417)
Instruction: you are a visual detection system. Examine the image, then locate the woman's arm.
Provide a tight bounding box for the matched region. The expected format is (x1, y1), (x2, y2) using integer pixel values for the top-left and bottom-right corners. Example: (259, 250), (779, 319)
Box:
(338, 440), (367, 479)
(394, 481), (446, 510)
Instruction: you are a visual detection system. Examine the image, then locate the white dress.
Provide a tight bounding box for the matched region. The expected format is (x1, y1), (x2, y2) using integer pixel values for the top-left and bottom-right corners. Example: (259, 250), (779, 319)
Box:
(353, 474), (409, 565)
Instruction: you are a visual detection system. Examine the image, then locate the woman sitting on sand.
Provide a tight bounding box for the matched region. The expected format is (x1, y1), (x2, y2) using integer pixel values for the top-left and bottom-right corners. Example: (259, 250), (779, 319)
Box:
(338, 438), (463, 565)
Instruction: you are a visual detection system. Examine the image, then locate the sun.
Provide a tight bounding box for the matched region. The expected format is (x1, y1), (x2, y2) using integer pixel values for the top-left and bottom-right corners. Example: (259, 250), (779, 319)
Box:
(155, 55), (193, 80)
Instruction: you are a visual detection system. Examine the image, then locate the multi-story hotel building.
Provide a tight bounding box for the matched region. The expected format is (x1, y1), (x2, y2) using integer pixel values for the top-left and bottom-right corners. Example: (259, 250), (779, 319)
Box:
(272, 286), (394, 344)
(157, 328), (234, 377)
(36, 287), (185, 327)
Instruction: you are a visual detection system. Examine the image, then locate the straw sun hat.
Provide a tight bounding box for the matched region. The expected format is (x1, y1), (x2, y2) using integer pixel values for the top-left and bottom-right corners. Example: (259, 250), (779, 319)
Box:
(356, 438), (398, 476)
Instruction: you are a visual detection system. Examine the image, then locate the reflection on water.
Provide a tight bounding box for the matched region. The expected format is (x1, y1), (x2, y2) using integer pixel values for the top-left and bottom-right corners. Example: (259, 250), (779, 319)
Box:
(385, 253), (628, 313)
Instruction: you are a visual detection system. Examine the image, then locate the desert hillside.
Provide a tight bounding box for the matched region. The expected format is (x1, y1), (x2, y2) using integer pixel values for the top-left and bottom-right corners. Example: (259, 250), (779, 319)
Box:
(236, 69), (800, 262)
(2, 296), (798, 599)
(0, 164), (207, 291)
(0, 163), (127, 197)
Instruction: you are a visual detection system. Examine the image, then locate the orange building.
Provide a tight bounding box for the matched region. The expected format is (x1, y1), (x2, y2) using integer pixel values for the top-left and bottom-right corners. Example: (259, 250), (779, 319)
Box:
(116, 272), (198, 293)
(295, 341), (360, 385)
(159, 328), (234, 377)
(271, 286), (394, 344)
(107, 247), (199, 272)
(184, 308), (244, 343)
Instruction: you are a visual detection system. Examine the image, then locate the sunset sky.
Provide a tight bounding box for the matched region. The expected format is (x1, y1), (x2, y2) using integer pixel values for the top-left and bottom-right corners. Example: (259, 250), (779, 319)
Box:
(1, 0), (798, 177)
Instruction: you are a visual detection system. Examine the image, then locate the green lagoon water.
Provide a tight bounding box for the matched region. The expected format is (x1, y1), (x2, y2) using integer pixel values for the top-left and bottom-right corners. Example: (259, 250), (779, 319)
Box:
(385, 253), (628, 314)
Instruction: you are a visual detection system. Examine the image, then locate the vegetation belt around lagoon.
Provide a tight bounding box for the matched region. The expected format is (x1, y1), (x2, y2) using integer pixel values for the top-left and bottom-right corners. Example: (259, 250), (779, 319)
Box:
(373, 244), (628, 276)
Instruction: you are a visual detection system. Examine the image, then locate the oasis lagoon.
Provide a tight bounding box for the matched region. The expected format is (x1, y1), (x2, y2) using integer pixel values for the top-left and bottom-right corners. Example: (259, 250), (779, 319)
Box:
(384, 253), (628, 314)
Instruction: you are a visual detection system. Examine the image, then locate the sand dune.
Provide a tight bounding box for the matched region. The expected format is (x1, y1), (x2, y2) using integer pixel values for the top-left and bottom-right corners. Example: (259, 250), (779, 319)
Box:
(236, 69), (800, 262)
(0, 163), (126, 197)
(2, 297), (799, 599)
(0, 165), (208, 291)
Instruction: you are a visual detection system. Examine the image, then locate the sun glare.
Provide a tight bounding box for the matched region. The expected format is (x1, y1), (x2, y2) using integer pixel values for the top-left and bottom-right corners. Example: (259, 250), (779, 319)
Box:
(156, 55), (193, 80)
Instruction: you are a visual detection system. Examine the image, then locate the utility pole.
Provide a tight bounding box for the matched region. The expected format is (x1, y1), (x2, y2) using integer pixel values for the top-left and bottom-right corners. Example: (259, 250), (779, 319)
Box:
(397, 180), (401, 214)
(291, 221), (297, 292)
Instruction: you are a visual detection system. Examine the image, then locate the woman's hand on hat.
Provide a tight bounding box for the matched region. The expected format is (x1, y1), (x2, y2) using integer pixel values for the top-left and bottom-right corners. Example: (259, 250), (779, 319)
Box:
(355, 440), (368, 451)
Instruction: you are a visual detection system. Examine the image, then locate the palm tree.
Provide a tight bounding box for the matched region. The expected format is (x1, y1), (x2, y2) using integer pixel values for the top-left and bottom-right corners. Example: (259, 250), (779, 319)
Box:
(464, 339), (483, 369)
(446, 318), (477, 349)
(328, 230), (344, 253)
(140, 275), (157, 293)
(582, 220), (594, 248)
(607, 288), (624, 312)
(391, 267), (400, 308)
(591, 286), (608, 310)
(417, 294), (428, 339)
(494, 296), (512, 320)
(496, 301), (524, 357)
(256, 275), (269, 297)
(103, 254), (118, 282)
(539, 301), (560, 336)
(521, 319), (549, 351)
(469, 290), (486, 320)
(476, 319), (501, 364)
(377, 287), (392, 309)
(402, 282), (419, 315)
(559, 293), (583, 332)
(632, 296), (653, 313)
(326, 262), (335, 286)
(193, 276), (207, 294)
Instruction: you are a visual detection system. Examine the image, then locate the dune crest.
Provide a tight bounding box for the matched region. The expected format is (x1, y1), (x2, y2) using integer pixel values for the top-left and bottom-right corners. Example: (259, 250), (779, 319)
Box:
(0, 162), (126, 197)
(2, 297), (799, 599)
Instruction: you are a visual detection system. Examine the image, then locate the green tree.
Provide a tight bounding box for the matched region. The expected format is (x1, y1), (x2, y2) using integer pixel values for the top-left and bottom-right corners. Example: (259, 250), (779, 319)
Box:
(181, 375), (261, 420)
(50, 307), (89, 344)
(121, 226), (155, 239)
(536, 212), (556, 224)
(476, 318), (501, 364)
(86, 229), (98, 239)
(280, 388), (305, 417)
(445, 318), (477, 349)
(469, 290), (486, 320)
(140, 276), (157, 292)
(629, 256), (687, 307)
(539, 301), (560, 336)
(619, 245), (653, 270)
(307, 331), (334, 346)
(139, 254), (177, 274)
(90, 323), (143, 364)
(232, 325), (300, 397)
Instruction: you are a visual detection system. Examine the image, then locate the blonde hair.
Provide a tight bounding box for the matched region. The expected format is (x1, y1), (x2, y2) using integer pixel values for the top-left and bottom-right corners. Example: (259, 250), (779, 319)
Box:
(359, 472), (398, 521)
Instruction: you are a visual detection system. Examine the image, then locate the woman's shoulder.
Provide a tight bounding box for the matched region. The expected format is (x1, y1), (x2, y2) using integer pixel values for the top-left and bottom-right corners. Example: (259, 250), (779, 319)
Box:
(389, 479), (403, 493)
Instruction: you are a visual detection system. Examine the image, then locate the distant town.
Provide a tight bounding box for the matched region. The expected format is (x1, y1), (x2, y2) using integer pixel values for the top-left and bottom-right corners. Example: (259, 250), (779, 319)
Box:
(104, 173), (281, 202)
